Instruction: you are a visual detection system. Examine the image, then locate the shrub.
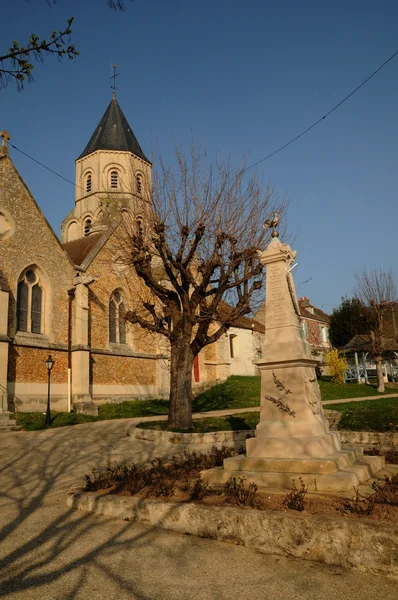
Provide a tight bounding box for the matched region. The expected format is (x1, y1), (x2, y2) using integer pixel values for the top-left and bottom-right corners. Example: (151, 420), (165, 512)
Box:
(325, 349), (347, 384)
(372, 474), (398, 505)
(185, 477), (210, 500)
(84, 446), (237, 497)
(282, 478), (308, 511)
(223, 476), (259, 507)
(339, 488), (375, 515)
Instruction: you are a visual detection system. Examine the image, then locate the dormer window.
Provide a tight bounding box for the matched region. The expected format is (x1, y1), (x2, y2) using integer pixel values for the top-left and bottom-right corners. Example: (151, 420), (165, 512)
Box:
(110, 170), (119, 189)
(136, 174), (143, 195)
(84, 218), (92, 236)
(86, 173), (92, 193)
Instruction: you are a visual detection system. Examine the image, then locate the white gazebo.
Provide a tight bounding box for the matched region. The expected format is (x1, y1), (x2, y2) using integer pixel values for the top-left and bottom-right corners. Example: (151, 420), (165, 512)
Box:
(341, 335), (398, 383)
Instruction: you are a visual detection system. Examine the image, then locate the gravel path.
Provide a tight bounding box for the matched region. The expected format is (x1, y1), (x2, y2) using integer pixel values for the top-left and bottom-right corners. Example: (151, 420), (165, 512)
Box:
(0, 420), (397, 600)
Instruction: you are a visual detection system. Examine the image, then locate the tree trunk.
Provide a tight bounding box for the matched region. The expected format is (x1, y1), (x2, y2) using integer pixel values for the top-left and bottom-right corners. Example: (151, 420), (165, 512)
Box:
(168, 337), (194, 430)
(374, 356), (385, 393)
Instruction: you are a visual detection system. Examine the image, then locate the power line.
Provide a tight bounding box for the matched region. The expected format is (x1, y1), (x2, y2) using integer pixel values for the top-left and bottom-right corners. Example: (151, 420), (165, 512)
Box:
(6, 46), (398, 185)
(8, 141), (81, 189)
(244, 47), (398, 172)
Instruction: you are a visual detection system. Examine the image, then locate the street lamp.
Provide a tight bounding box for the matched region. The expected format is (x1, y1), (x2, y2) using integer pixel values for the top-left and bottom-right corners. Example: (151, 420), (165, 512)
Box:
(45, 355), (55, 427)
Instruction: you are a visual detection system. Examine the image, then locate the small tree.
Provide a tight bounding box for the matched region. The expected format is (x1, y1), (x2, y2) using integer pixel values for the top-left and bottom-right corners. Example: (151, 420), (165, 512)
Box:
(329, 296), (369, 348)
(355, 268), (398, 393)
(122, 145), (286, 430)
(325, 349), (347, 384)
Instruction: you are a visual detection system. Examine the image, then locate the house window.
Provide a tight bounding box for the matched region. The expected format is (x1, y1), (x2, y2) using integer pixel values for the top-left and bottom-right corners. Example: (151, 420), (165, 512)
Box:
(320, 326), (329, 343)
(109, 290), (126, 344)
(17, 269), (43, 334)
(83, 218), (92, 236)
(110, 170), (119, 189)
(86, 173), (92, 193)
(301, 321), (308, 339)
(229, 334), (238, 358)
(136, 174), (143, 195)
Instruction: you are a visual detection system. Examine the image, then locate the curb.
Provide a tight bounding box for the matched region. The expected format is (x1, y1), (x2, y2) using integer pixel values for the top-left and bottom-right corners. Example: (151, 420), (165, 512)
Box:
(67, 484), (398, 576)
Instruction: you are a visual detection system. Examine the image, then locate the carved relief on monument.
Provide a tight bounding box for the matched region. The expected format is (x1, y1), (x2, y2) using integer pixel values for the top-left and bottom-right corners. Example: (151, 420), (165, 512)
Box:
(0, 208), (15, 241)
(304, 375), (323, 415)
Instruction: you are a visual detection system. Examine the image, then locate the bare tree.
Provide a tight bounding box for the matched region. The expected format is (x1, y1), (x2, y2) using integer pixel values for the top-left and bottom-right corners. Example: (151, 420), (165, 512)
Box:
(118, 144), (286, 430)
(355, 268), (398, 392)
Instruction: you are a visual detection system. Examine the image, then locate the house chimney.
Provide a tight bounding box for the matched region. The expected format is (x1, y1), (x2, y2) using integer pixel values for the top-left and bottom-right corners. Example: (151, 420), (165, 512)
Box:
(299, 296), (311, 308)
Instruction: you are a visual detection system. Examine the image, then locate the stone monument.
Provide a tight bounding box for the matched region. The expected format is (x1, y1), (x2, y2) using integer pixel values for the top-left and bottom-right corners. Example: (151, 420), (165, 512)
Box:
(203, 220), (384, 492)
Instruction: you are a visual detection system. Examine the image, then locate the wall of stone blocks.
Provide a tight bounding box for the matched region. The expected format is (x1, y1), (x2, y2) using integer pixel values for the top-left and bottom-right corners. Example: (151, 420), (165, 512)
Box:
(91, 353), (157, 386)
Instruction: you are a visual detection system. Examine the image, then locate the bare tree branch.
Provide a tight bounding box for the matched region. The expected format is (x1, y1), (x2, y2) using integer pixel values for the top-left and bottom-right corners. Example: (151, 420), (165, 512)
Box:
(354, 268), (398, 392)
(113, 142), (287, 429)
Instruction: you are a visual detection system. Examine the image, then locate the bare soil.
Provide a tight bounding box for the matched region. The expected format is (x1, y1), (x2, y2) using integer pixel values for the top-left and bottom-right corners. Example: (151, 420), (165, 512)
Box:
(97, 482), (398, 523)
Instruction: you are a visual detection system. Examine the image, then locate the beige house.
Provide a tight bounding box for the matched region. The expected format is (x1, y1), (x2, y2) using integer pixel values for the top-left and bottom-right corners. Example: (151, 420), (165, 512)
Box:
(0, 96), (261, 413)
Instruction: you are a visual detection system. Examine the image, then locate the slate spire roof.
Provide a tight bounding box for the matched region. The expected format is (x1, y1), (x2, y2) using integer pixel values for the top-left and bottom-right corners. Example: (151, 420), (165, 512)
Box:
(78, 94), (150, 163)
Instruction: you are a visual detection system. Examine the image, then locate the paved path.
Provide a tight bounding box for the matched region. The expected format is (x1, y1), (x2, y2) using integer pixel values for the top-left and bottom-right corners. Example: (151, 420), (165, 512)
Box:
(322, 393), (398, 405)
(1, 422), (397, 599)
(124, 393), (398, 426)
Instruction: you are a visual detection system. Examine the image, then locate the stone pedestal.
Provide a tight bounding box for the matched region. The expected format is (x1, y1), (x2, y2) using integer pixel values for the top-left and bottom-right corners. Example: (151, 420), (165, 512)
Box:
(203, 236), (385, 493)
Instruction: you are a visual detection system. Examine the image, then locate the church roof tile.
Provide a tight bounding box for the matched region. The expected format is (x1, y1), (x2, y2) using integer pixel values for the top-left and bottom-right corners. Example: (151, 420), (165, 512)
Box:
(78, 96), (150, 163)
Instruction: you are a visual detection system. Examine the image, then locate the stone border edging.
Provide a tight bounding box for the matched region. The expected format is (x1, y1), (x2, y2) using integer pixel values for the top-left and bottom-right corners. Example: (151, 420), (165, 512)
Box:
(339, 430), (398, 447)
(67, 484), (398, 575)
(128, 424), (253, 445)
(128, 423), (398, 448)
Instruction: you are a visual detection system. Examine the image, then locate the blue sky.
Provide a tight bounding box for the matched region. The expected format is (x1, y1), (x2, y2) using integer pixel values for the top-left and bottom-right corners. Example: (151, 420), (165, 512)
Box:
(2, 0), (398, 312)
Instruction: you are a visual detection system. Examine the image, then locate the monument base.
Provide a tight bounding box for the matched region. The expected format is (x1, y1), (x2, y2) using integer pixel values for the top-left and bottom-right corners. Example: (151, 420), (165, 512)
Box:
(201, 448), (385, 493)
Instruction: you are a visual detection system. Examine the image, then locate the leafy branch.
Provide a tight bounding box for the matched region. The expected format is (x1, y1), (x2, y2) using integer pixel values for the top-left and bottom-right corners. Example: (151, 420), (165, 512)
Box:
(0, 17), (79, 89)
(264, 371), (295, 417)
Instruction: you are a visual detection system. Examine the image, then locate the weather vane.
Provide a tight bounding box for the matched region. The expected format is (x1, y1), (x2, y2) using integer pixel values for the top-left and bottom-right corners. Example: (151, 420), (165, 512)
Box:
(263, 210), (280, 237)
(110, 64), (120, 97)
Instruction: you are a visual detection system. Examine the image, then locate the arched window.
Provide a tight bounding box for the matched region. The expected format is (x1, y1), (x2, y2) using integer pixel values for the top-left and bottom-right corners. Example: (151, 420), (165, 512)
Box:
(86, 173), (92, 193)
(109, 290), (126, 344)
(17, 269), (43, 334)
(136, 174), (143, 195)
(110, 170), (119, 189)
(83, 218), (92, 236)
(67, 221), (78, 242)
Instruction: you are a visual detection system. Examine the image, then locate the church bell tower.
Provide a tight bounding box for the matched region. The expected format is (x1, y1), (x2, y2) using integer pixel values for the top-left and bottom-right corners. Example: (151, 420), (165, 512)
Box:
(61, 92), (151, 243)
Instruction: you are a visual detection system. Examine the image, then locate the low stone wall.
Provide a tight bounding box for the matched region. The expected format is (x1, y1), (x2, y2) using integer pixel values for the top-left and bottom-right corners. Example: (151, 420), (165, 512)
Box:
(129, 423), (398, 449)
(339, 430), (398, 449)
(129, 424), (252, 445)
(67, 484), (398, 575)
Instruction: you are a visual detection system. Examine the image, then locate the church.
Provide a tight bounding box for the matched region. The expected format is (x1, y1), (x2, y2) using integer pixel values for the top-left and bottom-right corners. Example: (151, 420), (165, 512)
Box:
(0, 95), (263, 413)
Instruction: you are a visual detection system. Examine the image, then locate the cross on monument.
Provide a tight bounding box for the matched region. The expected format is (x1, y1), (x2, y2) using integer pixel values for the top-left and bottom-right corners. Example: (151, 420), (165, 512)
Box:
(110, 64), (119, 98)
(0, 130), (11, 147)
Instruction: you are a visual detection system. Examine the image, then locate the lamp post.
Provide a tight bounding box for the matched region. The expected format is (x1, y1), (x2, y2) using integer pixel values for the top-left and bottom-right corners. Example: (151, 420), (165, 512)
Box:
(45, 355), (55, 427)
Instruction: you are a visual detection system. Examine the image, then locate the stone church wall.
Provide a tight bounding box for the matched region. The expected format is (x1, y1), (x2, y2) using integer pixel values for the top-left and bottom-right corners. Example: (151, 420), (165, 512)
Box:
(1, 151), (74, 411)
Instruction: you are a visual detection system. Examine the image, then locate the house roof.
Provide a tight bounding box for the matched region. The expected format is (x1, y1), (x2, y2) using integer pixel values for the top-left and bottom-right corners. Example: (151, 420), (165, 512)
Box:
(77, 96), (150, 163)
(298, 302), (330, 324)
(62, 233), (103, 266)
(341, 334), (398, 354)
(217, 301), (265, 333)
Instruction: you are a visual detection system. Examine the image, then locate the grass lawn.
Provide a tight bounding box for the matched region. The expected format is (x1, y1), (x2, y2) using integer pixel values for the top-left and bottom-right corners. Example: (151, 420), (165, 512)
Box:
(15, 375), (398, 431)
(138, 412), (260, 434)
(323, 397), (398, 432)
(318, 378), (396, 401)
